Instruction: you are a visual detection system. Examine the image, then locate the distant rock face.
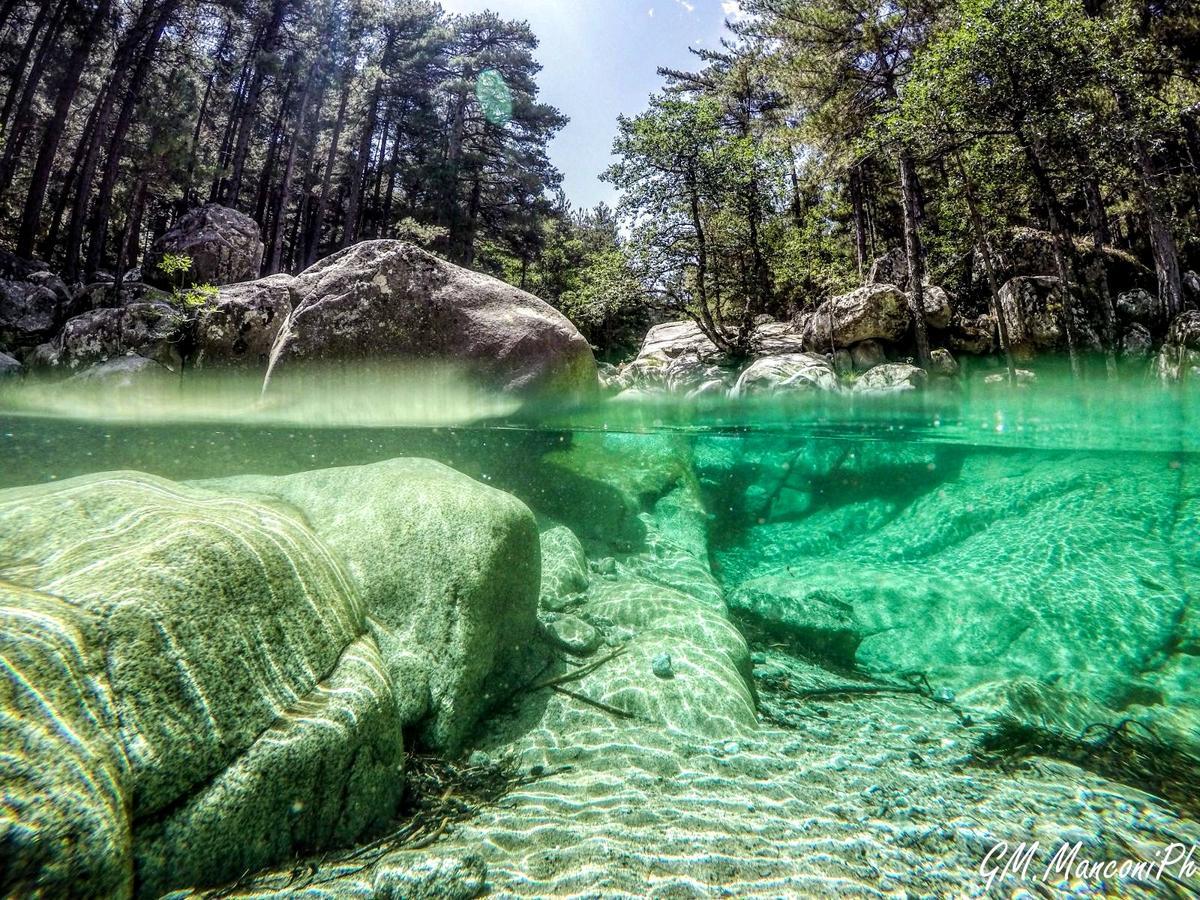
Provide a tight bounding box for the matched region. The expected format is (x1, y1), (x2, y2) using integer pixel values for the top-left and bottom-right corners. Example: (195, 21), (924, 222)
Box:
(281, 241), (598, 399)
(867, 248), (909, 290)
(193, 273), (294, 368)
(732, 353), (841, 398)
(144, 204), (264, 288)
(803, 285), (911, 349)
(0, 472), (405, 896)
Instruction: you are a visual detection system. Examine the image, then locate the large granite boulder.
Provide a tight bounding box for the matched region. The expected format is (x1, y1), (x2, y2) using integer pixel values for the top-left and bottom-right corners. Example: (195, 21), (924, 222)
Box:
(0, 273), (74, 348)
(43, 302), (183, 371)
(65, 355), (172, 389)
(998, 276), (1101, 356)
(732, 353), (840, 398)
(200, 458), (543, 754)
(143, 204), (264, 288)
(193, 273), (294, 368)
(278, 241), (597, 399)
(0, 472), (405, 896)
(977, 227), (1152, 298)
(803, 284), (910, 349)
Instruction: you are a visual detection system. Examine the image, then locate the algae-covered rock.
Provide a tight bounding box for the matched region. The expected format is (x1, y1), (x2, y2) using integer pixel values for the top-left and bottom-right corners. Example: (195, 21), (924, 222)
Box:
(0, 472), (404, 895)
(728, 577), (864, 667)
(0, 583), (132, 898)
(200, 458), (542, 753)
(539, 522), (589, 611)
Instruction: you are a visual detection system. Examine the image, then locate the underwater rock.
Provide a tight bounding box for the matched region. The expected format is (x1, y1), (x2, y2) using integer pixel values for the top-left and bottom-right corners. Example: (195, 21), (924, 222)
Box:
(802, 284), (911, 349)
(143, 204), (264, 288)
(200, 458), (542, 754)
(372, 853), (488, 900)
(539, 522), (590, 610)
(721, 454), (1189, 711)
(0, 350), (22, 378)
(65, 354), (172, 388)
(652, 653), (674, 678)
(728, 578), (864, 667)
(280, 240), (598, 400)
(542, 613), (601, 656)
(853, 363), (927, 396)
(0, 472), (404, 895)
(192, 273), (294, 369)
(731, 353), (841, 398)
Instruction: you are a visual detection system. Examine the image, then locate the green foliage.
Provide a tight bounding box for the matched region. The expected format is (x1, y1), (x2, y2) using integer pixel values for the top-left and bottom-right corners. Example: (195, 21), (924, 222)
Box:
(157, 254), (216, 310)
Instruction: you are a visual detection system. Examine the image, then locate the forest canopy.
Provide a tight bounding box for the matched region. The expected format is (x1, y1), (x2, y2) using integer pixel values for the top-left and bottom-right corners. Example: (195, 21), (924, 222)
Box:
(0, 0), (1197, 364)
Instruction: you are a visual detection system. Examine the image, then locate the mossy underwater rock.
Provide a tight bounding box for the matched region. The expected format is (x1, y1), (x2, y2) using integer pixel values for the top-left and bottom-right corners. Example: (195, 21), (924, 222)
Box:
(200, 458), (543, 754)
(0, 472), (405, 897)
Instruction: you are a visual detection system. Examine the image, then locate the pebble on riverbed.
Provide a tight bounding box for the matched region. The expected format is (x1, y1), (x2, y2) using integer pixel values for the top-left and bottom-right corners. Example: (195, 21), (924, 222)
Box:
(652, 653), (674, 679)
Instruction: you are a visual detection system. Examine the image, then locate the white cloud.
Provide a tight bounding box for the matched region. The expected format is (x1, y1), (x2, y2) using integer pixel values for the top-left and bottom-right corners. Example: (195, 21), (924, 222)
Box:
(648, 6), (654, 15)
(722, 0), (746, 19)
(674, 0), (695, 12)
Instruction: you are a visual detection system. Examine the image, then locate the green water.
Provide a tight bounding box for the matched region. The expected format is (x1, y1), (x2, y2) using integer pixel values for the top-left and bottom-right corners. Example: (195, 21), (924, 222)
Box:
(1, 367), (1198, 895)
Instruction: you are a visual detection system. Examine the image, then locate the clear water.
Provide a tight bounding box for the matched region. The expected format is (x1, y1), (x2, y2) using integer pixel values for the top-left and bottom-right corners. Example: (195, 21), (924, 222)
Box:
(2, 365), (1198, 895)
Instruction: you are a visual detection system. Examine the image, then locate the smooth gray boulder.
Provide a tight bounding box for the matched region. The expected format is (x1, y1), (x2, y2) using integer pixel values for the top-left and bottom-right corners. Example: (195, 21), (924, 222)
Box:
(867, 248), (909, 289)
(929, 348), (959, 377)
(280, 240), (597, 399)
(0, 276), (68, 347)
(539, 522), (590, 611)
(729, 578), (864, 667)
(143, 204), (264, 288)
(849, 339), (886, 372)
(0, 472), (404, 896)
(200, 458), (543, 753)
(732, 353), (840, 398)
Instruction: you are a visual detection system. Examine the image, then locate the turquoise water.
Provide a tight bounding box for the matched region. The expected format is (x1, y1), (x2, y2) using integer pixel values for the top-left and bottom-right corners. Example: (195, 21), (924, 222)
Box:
(1, 367), (1198, 896)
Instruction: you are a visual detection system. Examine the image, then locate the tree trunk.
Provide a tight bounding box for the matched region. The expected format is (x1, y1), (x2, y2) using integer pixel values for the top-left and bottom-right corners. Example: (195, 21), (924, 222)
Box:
(955, 150), (1016, 382)
(342, 78), (380, 248)
(16, 0), (110, 258)
(898, 150), (932, 368)
(223, 0), (289, 206)
(83, 0), (177, 277)
(267, 62), (317, 274)
(850, 164), (869, 280)
(0, 0), (54, 138)
(1133, 139), (1184, 325)
(306, 72), (351, 265)
(0, 0), (68, 196)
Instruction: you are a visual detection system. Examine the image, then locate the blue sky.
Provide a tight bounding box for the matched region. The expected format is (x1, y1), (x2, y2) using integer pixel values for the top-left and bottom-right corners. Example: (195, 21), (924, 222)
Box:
(439, 0), (746, 211)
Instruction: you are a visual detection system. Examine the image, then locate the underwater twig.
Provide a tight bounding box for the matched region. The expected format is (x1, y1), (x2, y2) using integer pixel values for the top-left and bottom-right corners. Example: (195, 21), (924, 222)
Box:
(551, 685), (638, 720)
(530, 646), (627, 691)
(791, 684), (926, 700)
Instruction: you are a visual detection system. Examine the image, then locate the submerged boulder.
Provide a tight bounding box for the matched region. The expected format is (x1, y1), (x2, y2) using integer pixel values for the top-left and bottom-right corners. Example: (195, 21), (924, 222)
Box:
(200, 458), (543, 753)
(280, 240), (597, 399)
(143, 204), (264, 288)
(0, 472), (404, 896)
